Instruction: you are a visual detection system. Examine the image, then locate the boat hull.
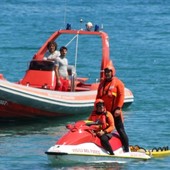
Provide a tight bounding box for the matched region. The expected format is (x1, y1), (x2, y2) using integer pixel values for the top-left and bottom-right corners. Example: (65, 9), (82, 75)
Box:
(46, 153), (150, 165)
(46, 153), (146, 165)
(0, 79), (134, 119)
(45, 144), (150, 165)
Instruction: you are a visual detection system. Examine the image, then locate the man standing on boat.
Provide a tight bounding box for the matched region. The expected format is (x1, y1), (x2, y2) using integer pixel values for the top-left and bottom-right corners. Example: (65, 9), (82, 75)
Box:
(55, 46), (69, 91)
(96, 61), (129, 152)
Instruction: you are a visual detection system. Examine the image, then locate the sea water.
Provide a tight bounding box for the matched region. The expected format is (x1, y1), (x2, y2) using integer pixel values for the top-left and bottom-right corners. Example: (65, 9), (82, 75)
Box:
(0, 0), (170, 169)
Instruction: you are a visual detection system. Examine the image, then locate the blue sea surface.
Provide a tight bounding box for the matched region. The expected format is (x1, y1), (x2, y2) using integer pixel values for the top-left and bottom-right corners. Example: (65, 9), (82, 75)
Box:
(0, 0), (170, 169)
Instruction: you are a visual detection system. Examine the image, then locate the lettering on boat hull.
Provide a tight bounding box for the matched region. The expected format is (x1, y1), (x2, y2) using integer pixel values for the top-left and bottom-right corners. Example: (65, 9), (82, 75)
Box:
(0, 100), (8, 106)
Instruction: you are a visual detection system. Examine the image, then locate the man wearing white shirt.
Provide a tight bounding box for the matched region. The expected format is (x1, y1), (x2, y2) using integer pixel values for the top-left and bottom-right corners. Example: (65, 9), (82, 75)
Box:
(44, 41), (60, 61)
(55, 46), (69, 91)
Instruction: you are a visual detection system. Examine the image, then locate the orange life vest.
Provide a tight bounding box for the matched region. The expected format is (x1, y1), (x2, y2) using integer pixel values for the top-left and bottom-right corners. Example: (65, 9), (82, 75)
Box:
(89, 111), (109, 131)
(97, 77), (124, 112)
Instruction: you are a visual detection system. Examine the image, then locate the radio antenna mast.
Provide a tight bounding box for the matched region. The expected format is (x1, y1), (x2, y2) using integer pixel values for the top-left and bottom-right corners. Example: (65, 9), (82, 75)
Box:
(63, 0), (68, 27)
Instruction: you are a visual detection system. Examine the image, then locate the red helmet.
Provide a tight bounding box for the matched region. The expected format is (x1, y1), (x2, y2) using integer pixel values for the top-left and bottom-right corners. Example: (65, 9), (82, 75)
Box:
(104, 60), (116, 76)
(94, 99), (104, 109)
(94, 99), (106, 113)
(95, 99), (104, 106)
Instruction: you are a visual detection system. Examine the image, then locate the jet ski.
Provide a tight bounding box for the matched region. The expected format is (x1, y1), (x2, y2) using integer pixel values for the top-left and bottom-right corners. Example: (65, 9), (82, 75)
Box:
(45, 120), (151, 164)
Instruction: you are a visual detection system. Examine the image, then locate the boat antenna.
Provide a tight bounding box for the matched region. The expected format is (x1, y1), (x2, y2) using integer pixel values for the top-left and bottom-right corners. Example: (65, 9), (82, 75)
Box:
(63, 0), (68, 27)
(80, 18), (83, 30)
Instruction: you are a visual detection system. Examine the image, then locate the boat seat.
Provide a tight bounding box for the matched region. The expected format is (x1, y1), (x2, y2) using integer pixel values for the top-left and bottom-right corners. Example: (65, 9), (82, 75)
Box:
(19, 62), (78, 90)
(19, 60), (56, 90)
(19, 61), (91, 91)
(19, 70), (56, 90)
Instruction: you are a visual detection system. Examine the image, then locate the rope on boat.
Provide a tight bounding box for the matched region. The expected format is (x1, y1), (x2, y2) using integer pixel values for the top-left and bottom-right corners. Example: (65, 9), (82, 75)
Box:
(130, 145), (169, 152)
(151, 146), (169, 152)
(130, 145), (170, 157)
(130, 145), (146, 152)
(74, 33), (79, 73)
(65, 34), (79, 73)
(65, 34), (78, 47)
(63, 0), (68, 28)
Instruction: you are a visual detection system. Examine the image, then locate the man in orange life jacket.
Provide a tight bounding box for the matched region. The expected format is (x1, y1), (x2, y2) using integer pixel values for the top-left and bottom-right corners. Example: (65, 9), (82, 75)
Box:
(96, 62), (129, 152)
(88, 99), (115, 155)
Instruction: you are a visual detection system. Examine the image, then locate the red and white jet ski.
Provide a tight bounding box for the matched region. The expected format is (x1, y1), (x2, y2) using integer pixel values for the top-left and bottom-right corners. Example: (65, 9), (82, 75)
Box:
(45, 120), (150, 164)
